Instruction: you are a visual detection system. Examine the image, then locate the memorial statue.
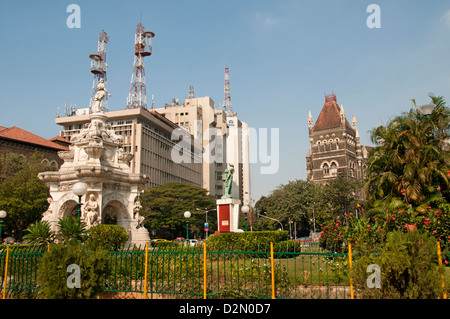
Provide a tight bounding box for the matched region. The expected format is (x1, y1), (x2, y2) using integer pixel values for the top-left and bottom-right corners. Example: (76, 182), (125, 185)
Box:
(83, 194), (100, 229)
(221, 164), (235, 199)
(91, 79), (111, 113)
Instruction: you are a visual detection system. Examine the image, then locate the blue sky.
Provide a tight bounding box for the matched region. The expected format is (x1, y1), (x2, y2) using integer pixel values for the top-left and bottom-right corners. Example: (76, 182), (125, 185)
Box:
(1, 1), (450, 202)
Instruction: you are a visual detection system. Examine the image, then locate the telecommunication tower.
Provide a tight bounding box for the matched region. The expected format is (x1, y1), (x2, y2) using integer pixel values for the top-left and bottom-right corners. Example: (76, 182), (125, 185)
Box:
(188, 85), (195, 99)
(127, 23), (155, 109)
(222, 66), (233, 114)
(89, 30), (109, 112)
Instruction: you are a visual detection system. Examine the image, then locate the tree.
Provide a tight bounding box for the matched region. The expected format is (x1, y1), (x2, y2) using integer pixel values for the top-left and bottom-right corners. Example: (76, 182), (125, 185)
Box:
(140, 183), (216, 239)
(254, 180), (332, 233)
(0, 152), (55, 240)
(325, 176), (363, 217)
(56, 215), (88, 244)
(366, 94), (450, 212)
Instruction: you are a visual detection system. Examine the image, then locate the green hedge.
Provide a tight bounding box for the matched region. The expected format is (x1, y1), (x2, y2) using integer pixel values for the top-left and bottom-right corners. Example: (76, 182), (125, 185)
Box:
(206, 231), (288, 250)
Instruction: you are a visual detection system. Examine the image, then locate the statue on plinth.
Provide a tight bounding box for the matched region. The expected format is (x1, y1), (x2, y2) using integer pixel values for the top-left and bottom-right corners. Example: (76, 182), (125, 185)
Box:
(221, 164), (235, 199)
(91, 79), (111, 113)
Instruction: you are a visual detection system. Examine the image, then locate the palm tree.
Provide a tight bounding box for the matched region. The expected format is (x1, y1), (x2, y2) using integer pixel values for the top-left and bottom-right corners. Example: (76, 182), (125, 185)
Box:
(57, 215), (88, 244)
(366, 94), (450, 211)
(23, 220), (55, 245)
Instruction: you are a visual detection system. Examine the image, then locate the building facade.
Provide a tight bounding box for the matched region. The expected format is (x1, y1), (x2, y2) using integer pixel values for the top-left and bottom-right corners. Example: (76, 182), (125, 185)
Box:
(306, 94), (372, 184)
(55, 107), (202, 189)
(155, 95), (251, 204)
(0, 126), (69, 169)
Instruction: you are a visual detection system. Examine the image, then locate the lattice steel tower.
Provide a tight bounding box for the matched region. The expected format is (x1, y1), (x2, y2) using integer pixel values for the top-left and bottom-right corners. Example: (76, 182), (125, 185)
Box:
(89, 30), (109, 112)
(127, 23), (155, 109)
(222, 66), (233, 114)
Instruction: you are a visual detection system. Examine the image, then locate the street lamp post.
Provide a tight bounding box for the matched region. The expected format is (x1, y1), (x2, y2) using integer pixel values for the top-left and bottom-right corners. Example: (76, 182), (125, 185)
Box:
(196, 208), (216, 239)
(72, 182), (88, 219)
(417, 103), (441, 194)
(241, 205), (250, 232)
(184, 211), (191, 240)
(0, 210), (6, 242)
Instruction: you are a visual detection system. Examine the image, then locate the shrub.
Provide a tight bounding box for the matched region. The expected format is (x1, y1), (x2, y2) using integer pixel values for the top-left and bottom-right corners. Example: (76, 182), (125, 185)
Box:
(37, 242), (109, 299)
(351, 230), (444, 299)
(206, 231), (288, 250)
(319, 220), (346, 252)
(87, 224), (128, 251)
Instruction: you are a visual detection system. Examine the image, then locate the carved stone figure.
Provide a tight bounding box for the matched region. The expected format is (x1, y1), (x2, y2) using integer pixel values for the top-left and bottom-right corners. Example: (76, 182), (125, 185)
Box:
(221, 164), (235, 199)
(91, 79), (111, 113)
(83, 194), (100, 228)
(133, 200), (145, 228)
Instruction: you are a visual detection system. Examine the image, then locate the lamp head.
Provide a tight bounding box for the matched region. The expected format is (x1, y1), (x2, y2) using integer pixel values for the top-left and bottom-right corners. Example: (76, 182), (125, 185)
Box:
(72, 182), (88, 196)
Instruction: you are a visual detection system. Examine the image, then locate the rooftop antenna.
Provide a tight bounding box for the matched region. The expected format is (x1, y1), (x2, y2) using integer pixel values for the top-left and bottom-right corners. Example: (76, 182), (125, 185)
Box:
(127, 22), (155, 109)
(188, 85), (195, 99)
(222, 66), (233, 114)
(89, 30), (109, 112)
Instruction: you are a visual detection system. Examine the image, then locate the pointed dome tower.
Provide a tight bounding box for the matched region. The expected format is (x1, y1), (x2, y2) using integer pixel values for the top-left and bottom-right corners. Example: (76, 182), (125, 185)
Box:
(306, 93), (359, 183)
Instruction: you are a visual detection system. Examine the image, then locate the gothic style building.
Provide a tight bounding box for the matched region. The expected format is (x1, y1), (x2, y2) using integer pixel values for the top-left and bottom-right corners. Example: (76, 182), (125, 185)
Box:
(306, 93), (372, 184)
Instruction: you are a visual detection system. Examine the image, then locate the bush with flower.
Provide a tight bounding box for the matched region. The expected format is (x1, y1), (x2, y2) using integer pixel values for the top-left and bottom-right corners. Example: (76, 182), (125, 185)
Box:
(319, 202), (450, 253)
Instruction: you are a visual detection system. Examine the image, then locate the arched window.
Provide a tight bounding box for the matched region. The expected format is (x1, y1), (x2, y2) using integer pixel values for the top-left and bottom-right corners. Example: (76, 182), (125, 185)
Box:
(323, 163), (330, 175)
(350, 162), (355, 177)
(330, 162), (337, 175)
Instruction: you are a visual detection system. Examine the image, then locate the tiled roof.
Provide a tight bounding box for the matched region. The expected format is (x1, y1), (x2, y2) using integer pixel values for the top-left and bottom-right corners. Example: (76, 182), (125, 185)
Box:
(312, 96), (353, 132)
(0, 126), (68, 151)
(49, 136), (71, 145)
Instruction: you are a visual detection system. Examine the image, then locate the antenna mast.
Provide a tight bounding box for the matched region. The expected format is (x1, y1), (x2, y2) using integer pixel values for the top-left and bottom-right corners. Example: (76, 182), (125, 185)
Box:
(127, 23), (155, 109)
(89, 30), (109, 112)
(223, 66), (233, 114)
(188, 85), (195, 99)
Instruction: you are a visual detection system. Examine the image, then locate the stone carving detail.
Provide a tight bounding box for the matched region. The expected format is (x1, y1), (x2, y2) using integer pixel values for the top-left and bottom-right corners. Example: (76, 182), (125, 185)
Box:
(91, 79), (111, 113)
(83, 194), (100, 229)
(42, 197), (53, 223)
(133, 200), (144, 229)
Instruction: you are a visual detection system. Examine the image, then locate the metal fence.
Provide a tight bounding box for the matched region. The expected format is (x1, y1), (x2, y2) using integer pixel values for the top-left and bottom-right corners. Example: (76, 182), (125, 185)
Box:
(1, 241), (447, 299)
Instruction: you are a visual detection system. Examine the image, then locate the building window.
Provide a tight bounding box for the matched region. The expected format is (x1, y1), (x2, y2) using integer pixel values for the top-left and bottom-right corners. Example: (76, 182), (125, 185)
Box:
(115, 120), (124, 125)
(330, 162), (337, 175)
(216, 171), (223, 180)
(323, 163), (329, 175)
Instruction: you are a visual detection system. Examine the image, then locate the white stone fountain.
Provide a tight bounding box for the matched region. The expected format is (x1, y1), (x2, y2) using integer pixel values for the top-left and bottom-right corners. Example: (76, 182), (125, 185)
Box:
(38, 80), (151, 246)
